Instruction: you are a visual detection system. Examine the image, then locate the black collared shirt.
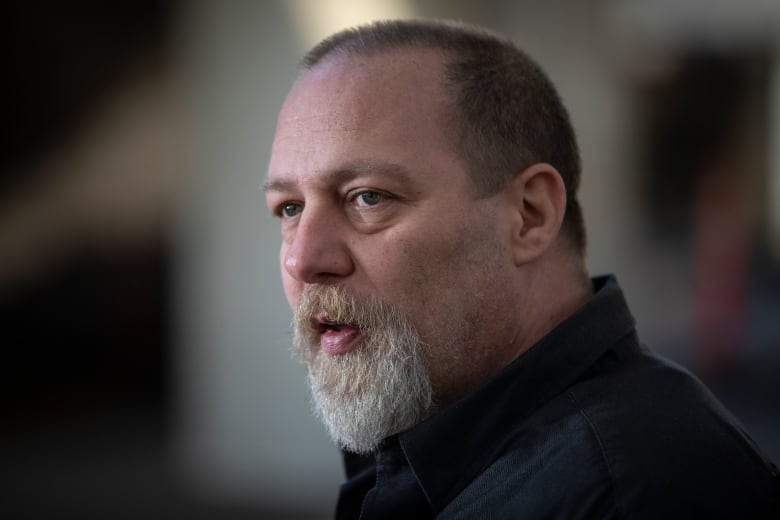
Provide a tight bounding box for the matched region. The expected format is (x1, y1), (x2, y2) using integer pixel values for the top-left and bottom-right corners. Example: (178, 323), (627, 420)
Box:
(336, 276), (780, 518)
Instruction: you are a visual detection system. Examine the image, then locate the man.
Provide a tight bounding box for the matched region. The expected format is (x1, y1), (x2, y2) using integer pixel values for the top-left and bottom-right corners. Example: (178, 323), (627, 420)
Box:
(264, 19), (779, 518)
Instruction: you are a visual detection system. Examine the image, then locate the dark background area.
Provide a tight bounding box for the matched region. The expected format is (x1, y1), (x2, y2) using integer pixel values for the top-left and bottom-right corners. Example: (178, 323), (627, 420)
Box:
(2, 2), (174, 518)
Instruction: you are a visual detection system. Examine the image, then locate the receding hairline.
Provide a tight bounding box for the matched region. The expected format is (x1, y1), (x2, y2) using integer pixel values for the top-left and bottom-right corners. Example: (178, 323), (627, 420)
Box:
(293, 21), (515, 193)
(301, 19), (518, 70)
(298, 43), (453, 84)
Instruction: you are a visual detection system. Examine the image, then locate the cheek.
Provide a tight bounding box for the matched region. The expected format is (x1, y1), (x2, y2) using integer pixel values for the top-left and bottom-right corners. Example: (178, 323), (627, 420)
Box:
(374, 230), (464, 315)
(401, 219), (506, 322)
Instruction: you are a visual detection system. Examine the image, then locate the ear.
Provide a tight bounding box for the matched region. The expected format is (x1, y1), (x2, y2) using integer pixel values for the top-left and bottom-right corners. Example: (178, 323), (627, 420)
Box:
(504, 163), (567, 266)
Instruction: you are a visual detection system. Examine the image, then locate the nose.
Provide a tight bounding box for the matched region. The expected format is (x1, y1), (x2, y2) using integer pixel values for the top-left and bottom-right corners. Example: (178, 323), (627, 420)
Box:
(283, 209), (354, 283)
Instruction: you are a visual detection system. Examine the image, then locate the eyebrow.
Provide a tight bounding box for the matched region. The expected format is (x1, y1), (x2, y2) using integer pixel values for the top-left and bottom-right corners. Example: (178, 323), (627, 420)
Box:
(263, 159), (415, 194)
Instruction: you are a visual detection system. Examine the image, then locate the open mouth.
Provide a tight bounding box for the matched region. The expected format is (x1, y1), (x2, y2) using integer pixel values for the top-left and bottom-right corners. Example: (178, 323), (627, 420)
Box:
(312, 316), (363, 355)
(314, 318), (352, 333)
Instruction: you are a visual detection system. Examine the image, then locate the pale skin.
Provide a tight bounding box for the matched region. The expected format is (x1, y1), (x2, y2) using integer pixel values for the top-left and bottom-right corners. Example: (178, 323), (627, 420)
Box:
(265, 48), (591, 409)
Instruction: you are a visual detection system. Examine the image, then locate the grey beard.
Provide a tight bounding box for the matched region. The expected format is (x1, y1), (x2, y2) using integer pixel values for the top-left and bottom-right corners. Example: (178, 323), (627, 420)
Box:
(293, 286), (433, 454)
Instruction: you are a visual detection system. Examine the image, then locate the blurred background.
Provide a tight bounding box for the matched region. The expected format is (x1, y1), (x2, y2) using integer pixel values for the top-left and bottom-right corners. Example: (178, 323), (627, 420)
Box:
(2, 0), (779, 518)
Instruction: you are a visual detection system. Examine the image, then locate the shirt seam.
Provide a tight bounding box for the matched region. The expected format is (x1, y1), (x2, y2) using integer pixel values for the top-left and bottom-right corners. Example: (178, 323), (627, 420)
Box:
(567, 390), (624, 519)
(398, 435), (436, 511)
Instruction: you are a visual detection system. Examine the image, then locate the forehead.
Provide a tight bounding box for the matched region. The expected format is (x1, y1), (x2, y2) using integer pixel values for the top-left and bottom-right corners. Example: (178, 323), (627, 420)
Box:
(285, 48), (450, 116)
(268, 48), (461, 183)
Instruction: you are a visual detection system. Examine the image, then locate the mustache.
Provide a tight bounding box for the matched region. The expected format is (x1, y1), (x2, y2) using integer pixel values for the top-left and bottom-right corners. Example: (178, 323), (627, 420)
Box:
(294, 285), (404, 333)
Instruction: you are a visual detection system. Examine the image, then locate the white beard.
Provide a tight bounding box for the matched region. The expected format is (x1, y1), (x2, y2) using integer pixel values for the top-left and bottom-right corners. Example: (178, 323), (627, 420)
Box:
(293, 286), (433, 454)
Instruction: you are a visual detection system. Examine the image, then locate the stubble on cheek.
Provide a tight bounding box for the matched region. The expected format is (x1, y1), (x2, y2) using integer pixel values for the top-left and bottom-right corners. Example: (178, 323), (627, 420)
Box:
(399, 209), (513, 408)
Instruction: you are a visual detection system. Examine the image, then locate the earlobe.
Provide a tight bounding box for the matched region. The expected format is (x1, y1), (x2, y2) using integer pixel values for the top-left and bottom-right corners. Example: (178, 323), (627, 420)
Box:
(506, 163), (567, 266)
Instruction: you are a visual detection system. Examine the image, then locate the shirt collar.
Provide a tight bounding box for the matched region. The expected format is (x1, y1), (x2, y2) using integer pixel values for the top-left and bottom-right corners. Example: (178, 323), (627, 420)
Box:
(396, 275), (636, 512)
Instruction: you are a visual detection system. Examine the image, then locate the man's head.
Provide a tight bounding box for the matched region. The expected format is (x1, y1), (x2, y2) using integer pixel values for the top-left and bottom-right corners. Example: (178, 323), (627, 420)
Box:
(265, 20), (589, 454)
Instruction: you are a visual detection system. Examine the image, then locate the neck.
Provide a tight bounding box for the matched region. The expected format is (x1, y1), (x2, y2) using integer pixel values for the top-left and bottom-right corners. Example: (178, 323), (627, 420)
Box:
(510, 246), (591, 361)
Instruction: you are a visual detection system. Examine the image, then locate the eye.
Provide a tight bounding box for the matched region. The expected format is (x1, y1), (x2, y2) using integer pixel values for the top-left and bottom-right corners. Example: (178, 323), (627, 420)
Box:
(280, 202), (303, 218)
(355, 191), (384, 207)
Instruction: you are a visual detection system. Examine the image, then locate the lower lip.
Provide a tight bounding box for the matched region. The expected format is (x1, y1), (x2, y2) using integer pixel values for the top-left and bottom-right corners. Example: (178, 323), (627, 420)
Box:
(320, 326), (363, 355)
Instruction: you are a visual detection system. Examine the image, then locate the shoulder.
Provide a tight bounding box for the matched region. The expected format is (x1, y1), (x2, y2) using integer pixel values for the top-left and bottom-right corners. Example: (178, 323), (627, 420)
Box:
(567, 347), (780, 518)
(439, 399), (620, 518)
(440, 347), (780, 519)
